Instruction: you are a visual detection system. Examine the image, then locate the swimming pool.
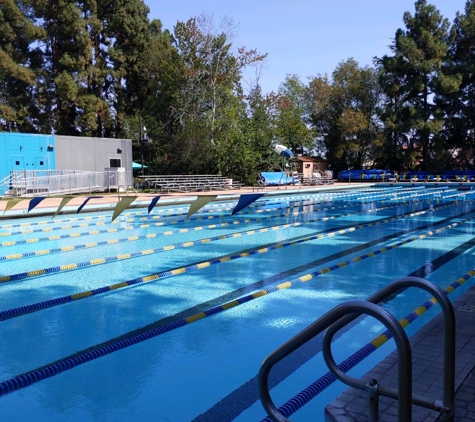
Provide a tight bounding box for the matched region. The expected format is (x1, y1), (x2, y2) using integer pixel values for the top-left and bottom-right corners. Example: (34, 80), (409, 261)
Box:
(0, 185), (474, 421)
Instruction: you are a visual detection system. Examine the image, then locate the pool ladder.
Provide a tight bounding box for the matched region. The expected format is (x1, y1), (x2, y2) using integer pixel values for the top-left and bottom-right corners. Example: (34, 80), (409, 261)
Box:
(258, 277), (455, 422)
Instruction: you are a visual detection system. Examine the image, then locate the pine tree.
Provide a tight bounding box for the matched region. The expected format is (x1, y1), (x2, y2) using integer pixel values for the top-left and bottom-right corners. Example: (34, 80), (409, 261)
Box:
(377, 0), (455, 171)
(0, 0), (44, 131)
(440, 0), (475, 169)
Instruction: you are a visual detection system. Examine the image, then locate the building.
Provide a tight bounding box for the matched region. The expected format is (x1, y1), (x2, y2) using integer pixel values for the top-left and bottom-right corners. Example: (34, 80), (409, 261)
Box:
(296, 156), (328, 178)
(0, 133), (133, 195)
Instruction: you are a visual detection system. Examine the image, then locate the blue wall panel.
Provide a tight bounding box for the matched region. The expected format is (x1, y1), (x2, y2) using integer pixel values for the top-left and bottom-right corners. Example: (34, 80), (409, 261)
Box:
(0, 133), (56, 195)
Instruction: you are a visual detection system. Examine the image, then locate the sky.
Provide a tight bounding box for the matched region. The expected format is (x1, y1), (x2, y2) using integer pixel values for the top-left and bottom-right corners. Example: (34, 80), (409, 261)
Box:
(147, 0), (465, 94)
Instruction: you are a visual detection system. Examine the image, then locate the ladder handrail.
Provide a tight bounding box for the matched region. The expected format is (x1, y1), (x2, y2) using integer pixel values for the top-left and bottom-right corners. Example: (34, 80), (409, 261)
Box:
(258, 277), (455, 422)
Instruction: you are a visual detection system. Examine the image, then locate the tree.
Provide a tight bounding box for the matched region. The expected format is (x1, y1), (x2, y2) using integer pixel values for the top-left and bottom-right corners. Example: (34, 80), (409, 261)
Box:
(377, 0), (456, 171)
(307, 59), (383, 172)
(275, 74), (315, 155)
(439, 0), (475, 169)
(160, 14), (266, 175)
(0, 0), (44, 131)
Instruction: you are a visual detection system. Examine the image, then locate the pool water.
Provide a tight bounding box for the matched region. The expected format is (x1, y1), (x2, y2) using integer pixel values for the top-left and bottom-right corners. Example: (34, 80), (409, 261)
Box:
(0, 185), (474, 421)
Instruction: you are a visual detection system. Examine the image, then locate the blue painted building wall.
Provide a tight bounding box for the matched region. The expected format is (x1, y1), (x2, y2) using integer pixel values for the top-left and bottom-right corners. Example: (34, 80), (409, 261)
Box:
(0, 133), (56, 194)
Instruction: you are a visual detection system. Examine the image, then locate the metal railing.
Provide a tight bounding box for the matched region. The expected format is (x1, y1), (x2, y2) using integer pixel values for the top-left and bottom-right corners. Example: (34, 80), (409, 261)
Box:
(258, 277), (455, 422)
(1, 170), (133, 197)
(138, 174), (241, 192)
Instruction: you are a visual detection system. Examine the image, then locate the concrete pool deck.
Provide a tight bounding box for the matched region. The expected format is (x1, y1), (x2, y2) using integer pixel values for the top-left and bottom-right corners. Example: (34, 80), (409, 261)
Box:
(1, 183), (474, 420)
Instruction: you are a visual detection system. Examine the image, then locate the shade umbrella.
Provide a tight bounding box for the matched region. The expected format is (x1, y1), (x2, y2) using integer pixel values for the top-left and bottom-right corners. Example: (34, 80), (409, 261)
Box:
(132, 161), (147, 169)
(274, 144), (293, 158)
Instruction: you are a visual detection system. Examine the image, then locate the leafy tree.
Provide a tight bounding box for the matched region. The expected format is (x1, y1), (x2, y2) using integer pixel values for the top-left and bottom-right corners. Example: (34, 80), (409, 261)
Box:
(276, 74), (315, 155)
(307, 59), (383, 172)
(159, 14), (266, 175)
(244, 86), (281, 175)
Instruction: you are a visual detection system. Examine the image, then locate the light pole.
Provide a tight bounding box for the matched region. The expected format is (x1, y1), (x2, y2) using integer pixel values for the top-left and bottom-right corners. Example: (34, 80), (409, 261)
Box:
(139, 118), (147, 177)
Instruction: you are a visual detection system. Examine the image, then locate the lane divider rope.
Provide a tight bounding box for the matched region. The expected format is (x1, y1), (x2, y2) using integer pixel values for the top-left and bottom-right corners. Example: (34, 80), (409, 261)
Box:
(0, 206), (443, 320)
(0, 203), (473, 327)
(0, 194), (432, 259)
(1, 196), (462, 281)
(1, 188), (468, 257)
(0, 223), (473, 398)
(0, 186), (462, 237)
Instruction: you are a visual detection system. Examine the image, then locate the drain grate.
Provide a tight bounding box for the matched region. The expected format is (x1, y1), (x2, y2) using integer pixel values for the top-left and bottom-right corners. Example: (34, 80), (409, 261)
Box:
(458, 303), (475, 312)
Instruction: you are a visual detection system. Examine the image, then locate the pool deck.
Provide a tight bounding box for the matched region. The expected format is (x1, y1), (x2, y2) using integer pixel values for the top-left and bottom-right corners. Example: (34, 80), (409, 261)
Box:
(2, 182), (474, 420)
(325, 284), (475, 422)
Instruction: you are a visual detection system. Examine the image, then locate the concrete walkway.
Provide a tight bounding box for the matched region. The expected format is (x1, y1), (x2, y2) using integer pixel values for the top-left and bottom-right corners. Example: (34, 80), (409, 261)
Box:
(325, 284), (475, 421)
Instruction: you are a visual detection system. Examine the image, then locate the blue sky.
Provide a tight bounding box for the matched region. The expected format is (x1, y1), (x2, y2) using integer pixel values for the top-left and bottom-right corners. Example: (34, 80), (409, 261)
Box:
(147, 0), (464, 94)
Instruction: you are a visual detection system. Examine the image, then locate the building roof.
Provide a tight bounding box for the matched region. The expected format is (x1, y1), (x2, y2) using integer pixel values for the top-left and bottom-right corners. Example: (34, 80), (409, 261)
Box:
(297, 156), (327, 162)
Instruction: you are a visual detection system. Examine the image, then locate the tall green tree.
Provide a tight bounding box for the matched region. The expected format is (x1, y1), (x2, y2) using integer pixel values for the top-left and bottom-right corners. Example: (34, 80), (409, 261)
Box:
(98, 0), (150, 137)
(307, 59), (383, 172)
(0, 0), (44, 131)
(377, 0), (456, 171)
(31, 0), (92, 134)
(439, 0), (475, 169)
(276, 74), (315, 155)
(162, 14), (266, 174)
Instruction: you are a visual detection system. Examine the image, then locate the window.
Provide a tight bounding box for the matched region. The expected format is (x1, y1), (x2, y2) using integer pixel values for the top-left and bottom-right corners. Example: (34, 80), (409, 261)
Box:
(110, 159), (121, 167)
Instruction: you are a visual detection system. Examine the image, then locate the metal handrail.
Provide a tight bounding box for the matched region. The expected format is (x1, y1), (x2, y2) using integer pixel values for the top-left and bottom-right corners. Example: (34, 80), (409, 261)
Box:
(258, 277), (455, 422)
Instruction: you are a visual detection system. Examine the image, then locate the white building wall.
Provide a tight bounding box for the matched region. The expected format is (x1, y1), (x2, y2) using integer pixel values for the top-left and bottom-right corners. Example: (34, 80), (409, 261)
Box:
(55, 136), (132, 172)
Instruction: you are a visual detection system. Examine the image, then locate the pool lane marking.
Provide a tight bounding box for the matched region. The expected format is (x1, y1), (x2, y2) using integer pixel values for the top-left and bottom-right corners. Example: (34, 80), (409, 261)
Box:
(0, 186), (465, 238)
(0, 252), (474, 400)
(258, 271), (475, 421)
(0, 197), (460, 282)
(0, 185), (466, 251)
(0, 188), (466, 258)
(0, 195), (412, 258)
(0, 195), (356, 249)
(1, 202), (474, 324)
(0, 193), (356, 235)
(0, 193), (367, 245)
(0, 187), (402, 230)
(192, 235), (475, 422)
(0, 207), (454, 323)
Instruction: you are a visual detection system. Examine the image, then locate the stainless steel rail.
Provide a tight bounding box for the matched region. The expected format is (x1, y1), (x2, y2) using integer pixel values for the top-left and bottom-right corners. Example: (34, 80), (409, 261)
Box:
(258, 277), (455, 422)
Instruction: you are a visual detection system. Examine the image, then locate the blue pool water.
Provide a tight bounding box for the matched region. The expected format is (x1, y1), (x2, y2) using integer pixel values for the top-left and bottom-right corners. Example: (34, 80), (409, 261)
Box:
(1, 185), (475, 421)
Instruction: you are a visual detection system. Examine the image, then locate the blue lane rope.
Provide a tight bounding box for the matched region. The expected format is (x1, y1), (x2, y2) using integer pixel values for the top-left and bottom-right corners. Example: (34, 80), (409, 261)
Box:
(1, 196), (460, 282)
(1, 186), (468, 257)
(0, 191), (362, 233)
(0, 186), (465, 252)
(0, 187), (401, 231)
(0, 198), (471, 327)
(0, 254), (473, 399)
(0, 205), (444, 321)
(0, 185), (461, 236)
(0, 191), (435, 259)
(0, 189), (377, 245)
(0, 202), (472, 327)
(259, 269), (475, 421)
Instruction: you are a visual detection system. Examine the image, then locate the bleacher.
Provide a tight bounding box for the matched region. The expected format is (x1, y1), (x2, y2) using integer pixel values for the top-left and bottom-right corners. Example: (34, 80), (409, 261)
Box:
(138, 175), (242, 193)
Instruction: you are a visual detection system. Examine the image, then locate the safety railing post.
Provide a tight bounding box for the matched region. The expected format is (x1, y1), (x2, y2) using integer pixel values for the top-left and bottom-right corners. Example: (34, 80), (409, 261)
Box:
(367, 379), (379, 422)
